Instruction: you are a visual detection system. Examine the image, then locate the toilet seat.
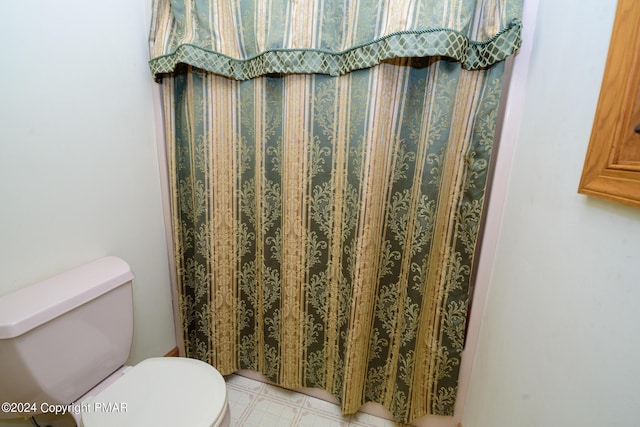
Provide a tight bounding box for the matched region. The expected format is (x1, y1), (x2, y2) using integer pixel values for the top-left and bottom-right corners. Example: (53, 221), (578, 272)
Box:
(81, 357), (228, 427)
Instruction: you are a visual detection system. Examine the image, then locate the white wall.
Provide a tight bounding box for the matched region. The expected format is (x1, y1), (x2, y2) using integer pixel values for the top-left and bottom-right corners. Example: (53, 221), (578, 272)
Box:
(0, 0), (175, 374)
(464, 1), (640, 427)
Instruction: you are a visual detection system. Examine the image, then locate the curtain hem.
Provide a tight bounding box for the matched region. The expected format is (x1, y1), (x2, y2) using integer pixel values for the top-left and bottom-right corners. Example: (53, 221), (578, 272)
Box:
(149, 19), (521, 81)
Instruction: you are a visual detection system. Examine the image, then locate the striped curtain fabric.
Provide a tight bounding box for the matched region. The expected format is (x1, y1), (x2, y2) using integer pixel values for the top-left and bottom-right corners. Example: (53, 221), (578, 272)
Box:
(150, 0), (521, 423)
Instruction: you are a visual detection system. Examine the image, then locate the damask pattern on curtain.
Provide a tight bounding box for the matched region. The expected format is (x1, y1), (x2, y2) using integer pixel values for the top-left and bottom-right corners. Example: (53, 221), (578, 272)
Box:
(150, 0), (521, 423)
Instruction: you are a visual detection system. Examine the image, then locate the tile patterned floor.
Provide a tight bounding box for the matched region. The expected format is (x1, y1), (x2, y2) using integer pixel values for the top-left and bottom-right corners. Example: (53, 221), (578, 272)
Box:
(225, 374), (411, 427)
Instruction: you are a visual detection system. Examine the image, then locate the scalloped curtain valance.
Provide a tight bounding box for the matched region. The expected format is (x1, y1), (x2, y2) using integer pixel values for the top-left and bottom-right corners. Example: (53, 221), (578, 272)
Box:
(149, 0), (522, 80)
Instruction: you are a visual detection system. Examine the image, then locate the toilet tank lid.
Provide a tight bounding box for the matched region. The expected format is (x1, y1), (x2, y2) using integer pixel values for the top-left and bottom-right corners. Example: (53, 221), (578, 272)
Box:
(0, 257), (134, 339)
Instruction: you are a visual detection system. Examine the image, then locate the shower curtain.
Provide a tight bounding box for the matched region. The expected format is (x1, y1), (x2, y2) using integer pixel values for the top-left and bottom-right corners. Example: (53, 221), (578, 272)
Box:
(149, 0), (521, 423)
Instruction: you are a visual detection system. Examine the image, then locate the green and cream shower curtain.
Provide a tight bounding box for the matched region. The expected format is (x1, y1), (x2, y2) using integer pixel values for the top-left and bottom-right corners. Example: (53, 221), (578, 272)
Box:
(150, 0), (521, 423)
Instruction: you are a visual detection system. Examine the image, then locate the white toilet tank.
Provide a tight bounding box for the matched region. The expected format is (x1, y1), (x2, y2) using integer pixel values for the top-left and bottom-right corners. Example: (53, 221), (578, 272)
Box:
(0, 257), (134, 419)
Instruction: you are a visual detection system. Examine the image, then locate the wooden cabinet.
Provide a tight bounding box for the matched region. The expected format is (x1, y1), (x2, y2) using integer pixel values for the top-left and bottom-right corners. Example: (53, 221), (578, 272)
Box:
(578, 0), (640, 207)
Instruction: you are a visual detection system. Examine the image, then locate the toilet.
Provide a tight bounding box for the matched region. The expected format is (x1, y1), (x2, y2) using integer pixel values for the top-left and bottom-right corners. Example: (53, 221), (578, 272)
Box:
(0, 256), (230, 427)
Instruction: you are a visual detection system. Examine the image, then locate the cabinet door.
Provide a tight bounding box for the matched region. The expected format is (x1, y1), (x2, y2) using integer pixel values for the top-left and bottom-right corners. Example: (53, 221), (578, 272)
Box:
(578, 0), (640, 207)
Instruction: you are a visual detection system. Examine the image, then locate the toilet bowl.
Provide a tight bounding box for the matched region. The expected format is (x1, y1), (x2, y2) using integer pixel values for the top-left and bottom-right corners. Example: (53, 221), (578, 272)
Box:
(79, 358), (229, 427)
(0, 257), (230, 427)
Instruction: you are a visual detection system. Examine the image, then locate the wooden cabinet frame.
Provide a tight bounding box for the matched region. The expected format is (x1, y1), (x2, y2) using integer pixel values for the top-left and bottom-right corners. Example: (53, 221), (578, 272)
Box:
(578, 0), (640, 208)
